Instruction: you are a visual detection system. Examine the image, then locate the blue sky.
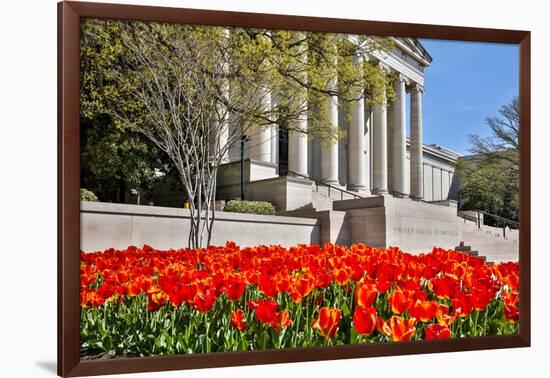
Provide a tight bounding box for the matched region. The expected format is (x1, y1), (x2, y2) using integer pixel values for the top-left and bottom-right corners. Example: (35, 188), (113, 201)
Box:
(414, 39), (519, 155)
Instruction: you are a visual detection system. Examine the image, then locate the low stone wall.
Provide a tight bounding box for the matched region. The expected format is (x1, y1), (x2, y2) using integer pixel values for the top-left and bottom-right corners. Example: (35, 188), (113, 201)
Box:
(217, 174), (313, 213)
(81, 202), (320, 252)
(334, 196), (463, 254)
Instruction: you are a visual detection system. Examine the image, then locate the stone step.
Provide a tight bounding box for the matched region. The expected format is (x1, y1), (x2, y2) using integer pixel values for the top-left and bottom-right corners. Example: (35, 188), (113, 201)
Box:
(455, 243), (484, 260)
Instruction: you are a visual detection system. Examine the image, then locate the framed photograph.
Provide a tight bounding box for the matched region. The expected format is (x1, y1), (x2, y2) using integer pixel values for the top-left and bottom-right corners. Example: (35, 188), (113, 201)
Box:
(58, 1), (530, 376)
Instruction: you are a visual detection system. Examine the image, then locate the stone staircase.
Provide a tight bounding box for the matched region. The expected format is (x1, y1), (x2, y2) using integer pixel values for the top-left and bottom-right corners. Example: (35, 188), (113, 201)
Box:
(282, 172), (519, 264)
(455, 241), (486, 261)
(282, 178), (366, 215)
(311, 185), (362, 211)
(458, 220), (519, 263)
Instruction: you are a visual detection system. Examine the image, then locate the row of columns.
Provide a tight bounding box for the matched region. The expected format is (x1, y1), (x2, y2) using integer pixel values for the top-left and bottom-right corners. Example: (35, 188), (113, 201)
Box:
(327, 70), (424, 199)
(248, 91), (275, 163)
(231, 59), (424, 200)
(315, 69), (424, 199)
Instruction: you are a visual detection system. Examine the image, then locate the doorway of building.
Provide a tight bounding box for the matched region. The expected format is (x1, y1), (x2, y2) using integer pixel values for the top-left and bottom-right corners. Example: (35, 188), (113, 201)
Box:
(278, 126), (288, 176)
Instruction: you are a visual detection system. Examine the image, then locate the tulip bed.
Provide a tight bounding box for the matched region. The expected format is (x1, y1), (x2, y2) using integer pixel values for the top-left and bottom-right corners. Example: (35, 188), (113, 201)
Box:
(80, 243), (519, 358)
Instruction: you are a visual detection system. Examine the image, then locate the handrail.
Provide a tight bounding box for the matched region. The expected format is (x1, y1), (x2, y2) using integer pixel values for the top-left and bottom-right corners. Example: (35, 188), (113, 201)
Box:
(457, 211), (478, 223)
(477, 210), (519, 227)
(457, 209), (518, 238)
(287, 170), (363, 200)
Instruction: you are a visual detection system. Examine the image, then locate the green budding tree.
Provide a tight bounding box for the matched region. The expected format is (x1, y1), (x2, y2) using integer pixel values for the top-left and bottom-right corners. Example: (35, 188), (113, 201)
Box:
(81, 19), (395, 248)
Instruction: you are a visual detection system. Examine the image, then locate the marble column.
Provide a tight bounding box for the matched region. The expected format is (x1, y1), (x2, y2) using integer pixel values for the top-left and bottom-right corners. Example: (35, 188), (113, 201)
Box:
(217, 111), (229, 163)
(391, 75), (407, 196)
(270, 123), (278, 164)
(288, 35), (308, 177)
(288, 116), (308, 176)
(249, 91), (273, 162)
(410, 84), (424, 199)
(372, 87), (388, 195)
(347, 54), (367, 192)
(217, 29), (230, 164)
(320, 74), (339, 185)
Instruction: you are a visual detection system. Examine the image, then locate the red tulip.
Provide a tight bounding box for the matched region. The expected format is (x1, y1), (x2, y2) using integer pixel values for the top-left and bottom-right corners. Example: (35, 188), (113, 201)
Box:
(425, 323), (451, 340)
(504, 304), (519, 323)
(231, 309), (246, 331)
(116, 271), (129, 284)
(258, 275), (278, 298)
(224, 279), (247, 301)
(353, 307), (377, 336)
(192, 290), (217, 313)
(472, 286), (493, 311)
(248, 299), (279, 326)
(80, 273), (97, 288)
(429, 276), (458, 300)
(452, 292), (474, 318)
(503, 291), (519, 307)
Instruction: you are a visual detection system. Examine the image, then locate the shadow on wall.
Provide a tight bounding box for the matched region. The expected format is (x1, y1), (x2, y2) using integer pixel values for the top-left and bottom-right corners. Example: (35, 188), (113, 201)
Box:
(35, 361), (56, 374)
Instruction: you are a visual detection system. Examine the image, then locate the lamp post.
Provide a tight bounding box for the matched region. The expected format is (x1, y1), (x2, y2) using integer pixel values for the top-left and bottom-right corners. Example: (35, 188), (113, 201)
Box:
(240, 134), (249, 201)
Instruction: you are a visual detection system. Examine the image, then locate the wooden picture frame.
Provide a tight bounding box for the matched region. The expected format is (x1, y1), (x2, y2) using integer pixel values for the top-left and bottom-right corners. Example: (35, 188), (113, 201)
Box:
(58, 1), (531, 376)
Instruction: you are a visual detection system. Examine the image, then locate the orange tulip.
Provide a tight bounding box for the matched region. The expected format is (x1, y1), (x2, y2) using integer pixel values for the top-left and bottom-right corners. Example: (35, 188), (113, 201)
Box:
(388, 286), (413, 314)
(379, 316), (417, 342)
(151, 290), (169, 305)
(312, 307), (341, 338)
(334, 266), (351, 286)
(503, 290), (519, 307)
(275, 272), (290, 293)
(290, 275), (315, 303)
(126, 281), (141, 297)
(355, 283), (377, 309)
(275, 310), (292, 331)
(409, 300), (438, 322)
(147, 290), (169, 312)
(435, 304), (456, 327)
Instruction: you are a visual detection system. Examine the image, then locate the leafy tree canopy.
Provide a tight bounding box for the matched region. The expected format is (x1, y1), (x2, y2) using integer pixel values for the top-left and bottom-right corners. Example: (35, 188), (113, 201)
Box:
(457, 97), (519, 222)
(79, 19), (397, 246)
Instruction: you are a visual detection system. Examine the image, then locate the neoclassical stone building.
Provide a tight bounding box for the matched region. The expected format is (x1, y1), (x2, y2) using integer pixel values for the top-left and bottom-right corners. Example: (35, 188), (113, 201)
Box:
(217, 37), (461, 208)
(80, 35), (517, 263)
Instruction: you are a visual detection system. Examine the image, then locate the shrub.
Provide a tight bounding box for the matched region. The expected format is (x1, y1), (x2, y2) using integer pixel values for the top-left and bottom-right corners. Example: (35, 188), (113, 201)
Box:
(223, 200), (275, 215)
(80, 188), (99, 202)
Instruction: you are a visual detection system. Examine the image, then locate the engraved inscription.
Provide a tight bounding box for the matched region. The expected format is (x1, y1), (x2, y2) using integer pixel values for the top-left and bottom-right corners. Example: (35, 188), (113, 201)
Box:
(393, 226), (458, 237)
